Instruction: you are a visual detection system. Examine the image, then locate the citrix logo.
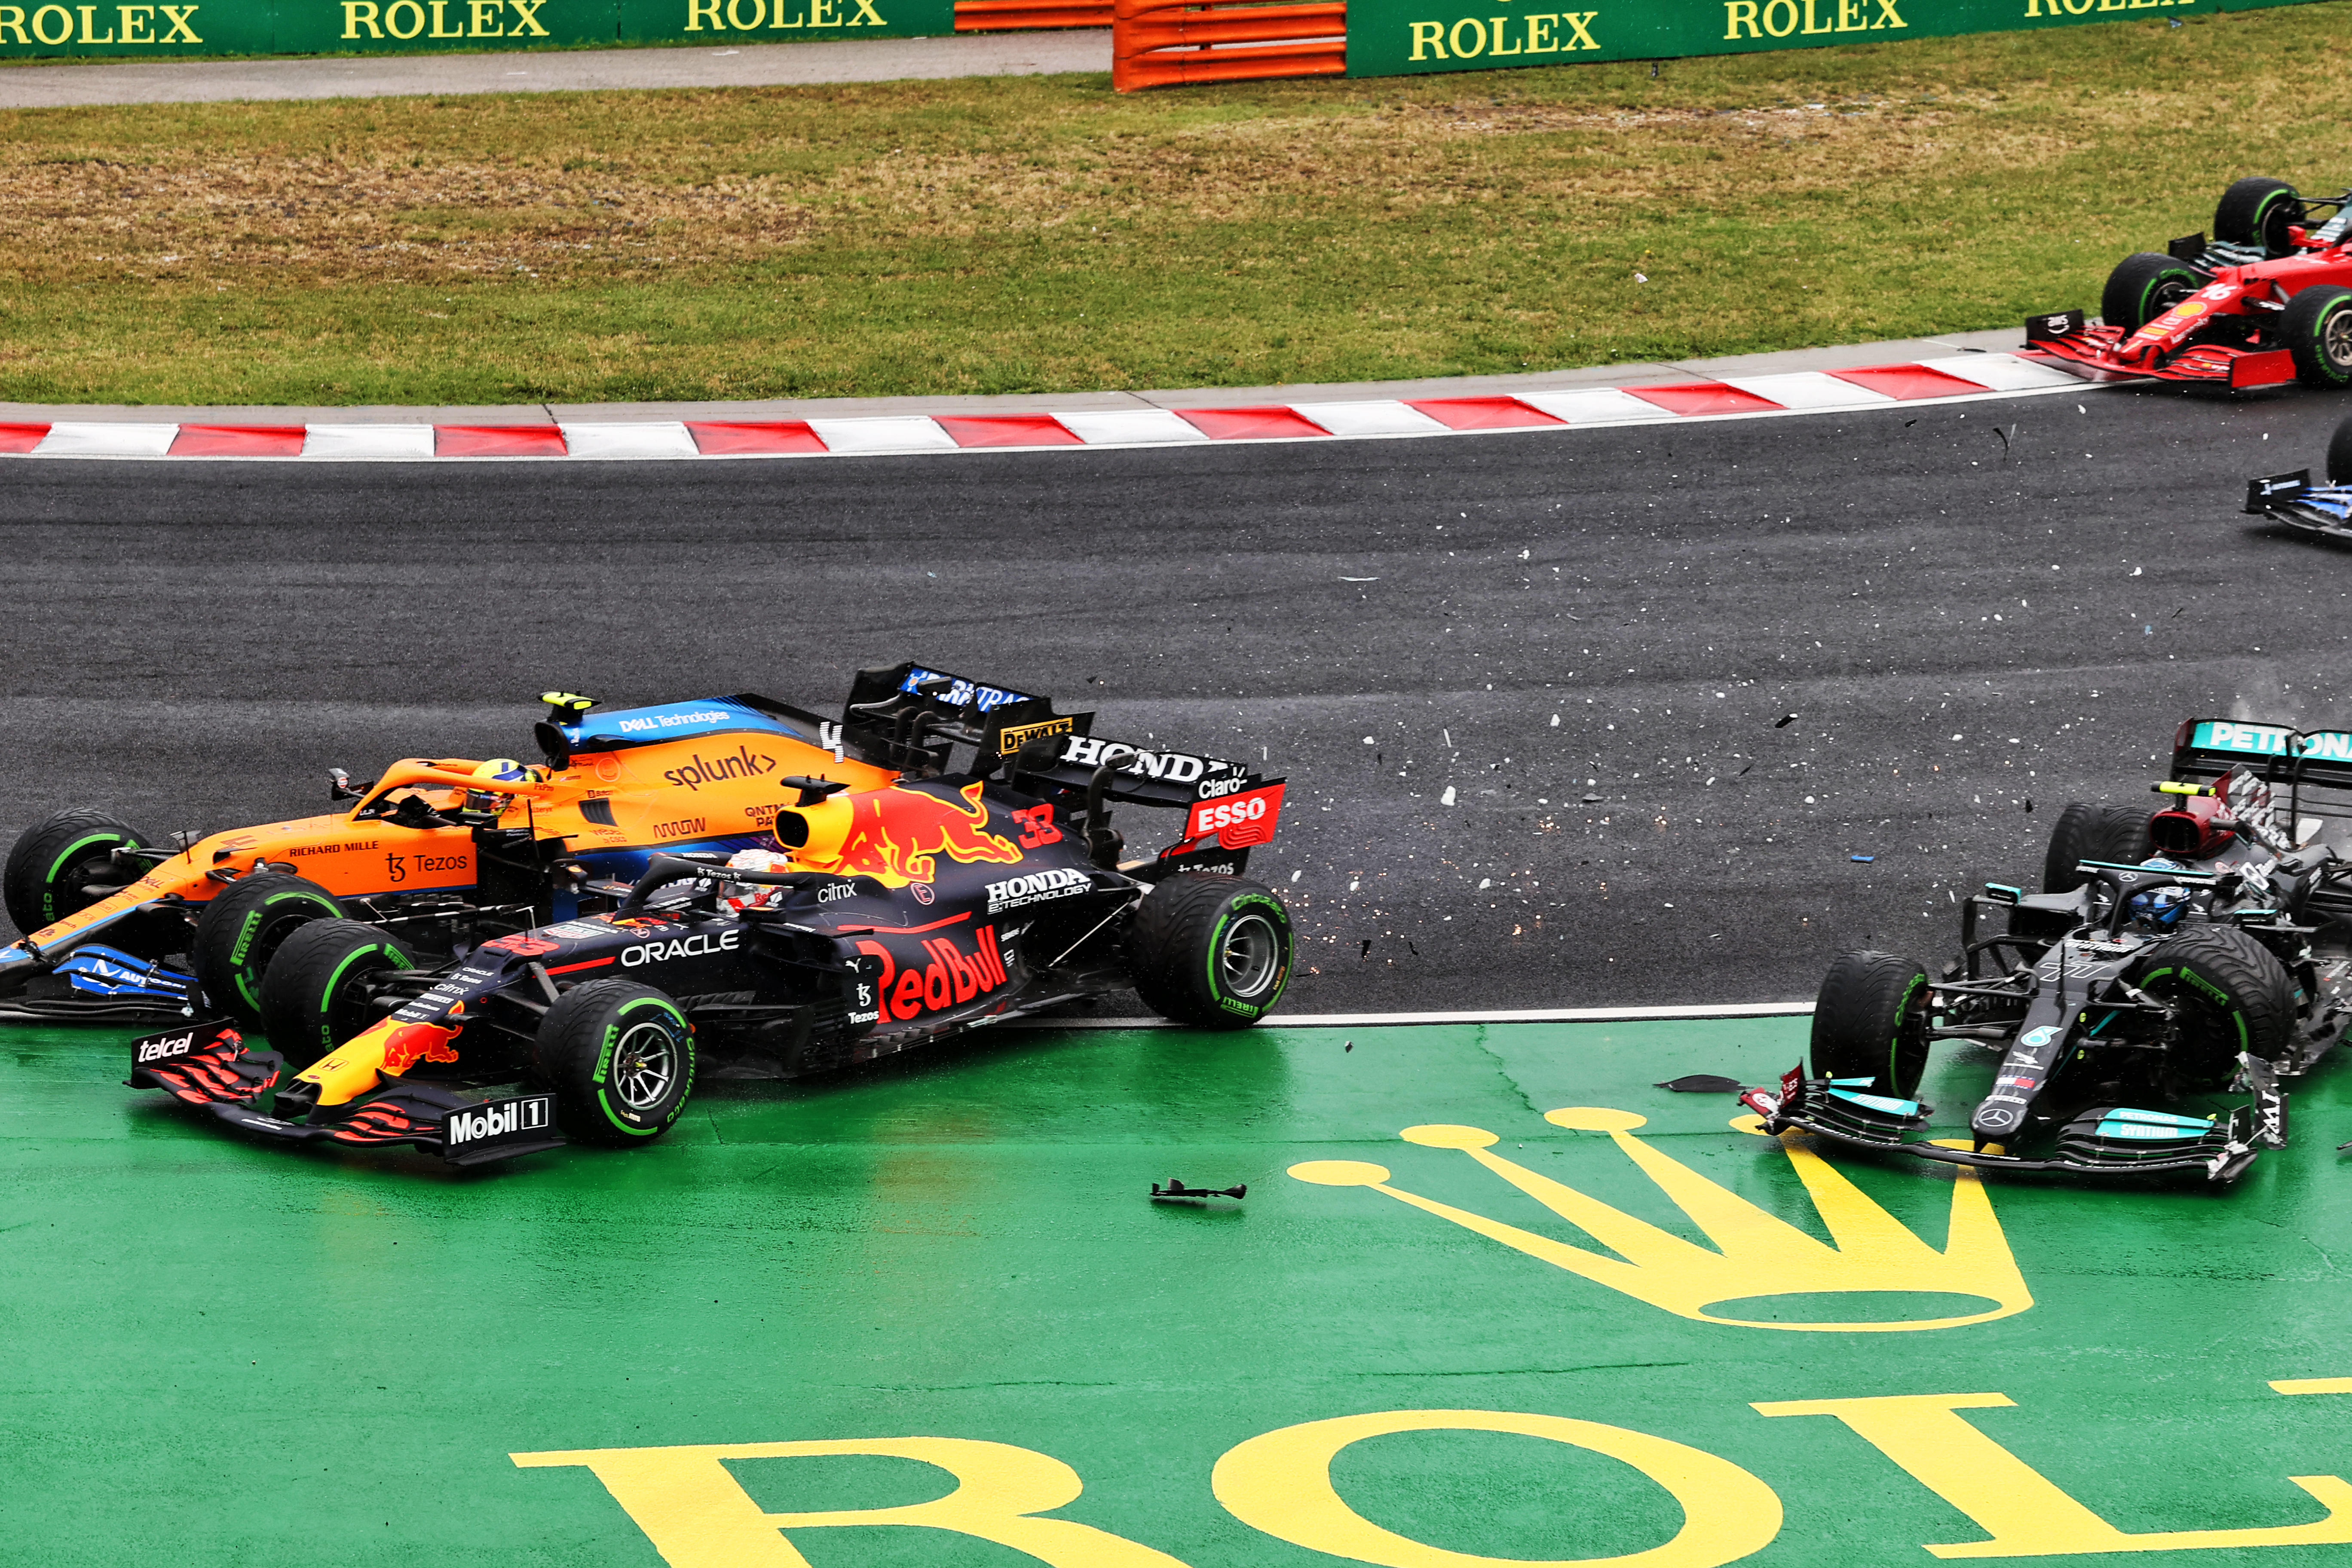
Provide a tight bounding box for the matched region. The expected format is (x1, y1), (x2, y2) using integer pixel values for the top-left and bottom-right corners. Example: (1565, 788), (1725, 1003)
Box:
(664, 745), (780, 792)
(622, 929), (741, 966)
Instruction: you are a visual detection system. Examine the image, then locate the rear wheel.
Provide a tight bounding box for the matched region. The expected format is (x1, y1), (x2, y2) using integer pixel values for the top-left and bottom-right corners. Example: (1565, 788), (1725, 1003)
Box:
(2101, 252), (2203, 334)
(256, 919), (416, 1069)
(3, 808), (151, 939)
(2043, 802), (2153, 894)
(189, 871), (345, 1025)
(1125, 874), (1292, 1029)
(2283, 286), (2352, 389)
(2128, 924), (2296, 1090)
(533, 977), (696, 1146)
(1810, 951), (1930, 1097)
(2214, 176), (2302, 257)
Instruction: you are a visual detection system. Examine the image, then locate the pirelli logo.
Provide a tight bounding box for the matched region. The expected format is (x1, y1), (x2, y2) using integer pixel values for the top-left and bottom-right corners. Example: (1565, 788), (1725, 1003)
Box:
(997, 716), (1074, 756)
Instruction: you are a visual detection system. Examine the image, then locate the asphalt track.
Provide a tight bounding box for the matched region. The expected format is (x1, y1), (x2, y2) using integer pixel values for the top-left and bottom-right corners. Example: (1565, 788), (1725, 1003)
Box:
(4, 379), (2347, 1015)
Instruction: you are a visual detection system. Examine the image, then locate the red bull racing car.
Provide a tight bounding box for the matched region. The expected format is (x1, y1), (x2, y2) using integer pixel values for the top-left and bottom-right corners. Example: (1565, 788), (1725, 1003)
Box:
(127, 664), (1295, 1165)
(2024, 176), (2352, 390)
(1743, 719), (2352, 1186)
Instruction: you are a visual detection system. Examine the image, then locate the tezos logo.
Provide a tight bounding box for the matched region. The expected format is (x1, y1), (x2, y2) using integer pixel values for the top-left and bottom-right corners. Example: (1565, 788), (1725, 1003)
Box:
(445, 1096), (552, 1146)
(621, 929), (741, 967)
(984, 866), (1090, 913)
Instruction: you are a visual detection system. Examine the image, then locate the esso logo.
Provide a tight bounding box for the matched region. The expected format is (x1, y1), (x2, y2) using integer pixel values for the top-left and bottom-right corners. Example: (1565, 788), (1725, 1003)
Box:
(1187, 783), (1286, 848)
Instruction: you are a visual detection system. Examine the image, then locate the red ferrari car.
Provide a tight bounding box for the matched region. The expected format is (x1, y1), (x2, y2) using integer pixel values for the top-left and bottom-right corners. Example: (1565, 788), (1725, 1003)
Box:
(2025, 177), (2352, 390)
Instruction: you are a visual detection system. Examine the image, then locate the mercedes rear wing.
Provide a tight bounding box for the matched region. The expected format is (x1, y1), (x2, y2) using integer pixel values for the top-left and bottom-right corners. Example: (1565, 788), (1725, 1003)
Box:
(2170, 718), (2352, 834)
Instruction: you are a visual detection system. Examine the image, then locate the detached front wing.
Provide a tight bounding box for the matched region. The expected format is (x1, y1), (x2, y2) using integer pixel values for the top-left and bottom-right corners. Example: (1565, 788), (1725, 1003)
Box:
(2244, 470), (2352, 539)
(126, 1021), (564, 1167)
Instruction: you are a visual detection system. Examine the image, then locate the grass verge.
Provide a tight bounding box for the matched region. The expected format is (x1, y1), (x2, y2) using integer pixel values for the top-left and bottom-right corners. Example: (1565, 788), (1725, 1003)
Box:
(3, 8), (2350, 406)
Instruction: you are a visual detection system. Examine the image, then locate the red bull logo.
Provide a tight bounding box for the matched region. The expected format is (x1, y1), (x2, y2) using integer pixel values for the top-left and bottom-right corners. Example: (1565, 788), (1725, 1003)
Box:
(826, 782), (1023, 886)
(377, 1020), (462, 1075)
(853, 922), (1010, 1023)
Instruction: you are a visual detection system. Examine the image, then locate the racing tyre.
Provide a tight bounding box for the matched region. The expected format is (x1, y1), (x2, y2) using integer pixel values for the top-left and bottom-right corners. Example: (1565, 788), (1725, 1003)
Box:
(533, 978), (696, 1146)
(189, 871), (346, 1026)
(2328, 416), (2352, 485)
(2214, 176), (2301, 257)
(1125, 873), (1292, 1029)
(2101, 252), (2203, 335)
(2042, 802), (2154, 894)
(256, 919), (416, 1069)
(1810, 951), (1930, 1098)
(2283, 286), (2352, 389)
(2127, 923), (2296, 1090)
(3, 808), (151, 939)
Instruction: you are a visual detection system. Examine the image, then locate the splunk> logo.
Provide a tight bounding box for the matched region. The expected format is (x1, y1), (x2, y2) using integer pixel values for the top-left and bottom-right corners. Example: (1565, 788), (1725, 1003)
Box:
(1290, 1106), (2031, 1332)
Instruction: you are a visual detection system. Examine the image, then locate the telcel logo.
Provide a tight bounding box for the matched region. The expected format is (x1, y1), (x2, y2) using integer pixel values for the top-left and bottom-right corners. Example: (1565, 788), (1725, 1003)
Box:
(135, 1031), (198, 1064)
(446, 1097), (553, 1145)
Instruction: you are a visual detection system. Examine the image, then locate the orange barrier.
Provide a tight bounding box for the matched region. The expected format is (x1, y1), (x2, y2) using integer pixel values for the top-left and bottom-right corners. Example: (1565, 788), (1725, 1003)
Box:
(1112, 0), (1345, 89)
(952, 0), (1112, 28)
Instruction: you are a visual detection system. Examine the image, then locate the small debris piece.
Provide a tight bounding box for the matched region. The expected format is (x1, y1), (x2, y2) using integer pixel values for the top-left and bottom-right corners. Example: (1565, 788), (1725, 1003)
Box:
(1345, 1040), (1354, 1053)
(1850, 854), (1875, 863)
(1774, 714), (1797, 728)
(1657, 1074), (1743, 1093)
(1153, 1180), (1247, 1201)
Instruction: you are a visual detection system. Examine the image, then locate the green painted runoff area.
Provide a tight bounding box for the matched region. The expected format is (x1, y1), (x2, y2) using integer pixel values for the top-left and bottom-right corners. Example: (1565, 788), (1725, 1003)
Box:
(5, 1014), (2352, 1566)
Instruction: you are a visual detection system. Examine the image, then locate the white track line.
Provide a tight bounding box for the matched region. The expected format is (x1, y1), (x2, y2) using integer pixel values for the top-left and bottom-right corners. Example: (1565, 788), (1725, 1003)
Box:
(1023, 1001), (1814, 1029)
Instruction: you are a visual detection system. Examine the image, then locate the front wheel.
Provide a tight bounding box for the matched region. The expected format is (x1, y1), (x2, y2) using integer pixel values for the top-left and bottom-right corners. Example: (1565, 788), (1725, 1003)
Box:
(533, 978), (696, 1146)
(1125, 874), (1292, 1029)
(1810, 951), (1929, 1098)
(257, 919), (416, 1069)
(2328, 415), (2352, 485)
(2283, 286), (2352, 389)
(3, 808), (151, 939)
(188, 871), (346, 1026)
(2101, 252), (2203, 335)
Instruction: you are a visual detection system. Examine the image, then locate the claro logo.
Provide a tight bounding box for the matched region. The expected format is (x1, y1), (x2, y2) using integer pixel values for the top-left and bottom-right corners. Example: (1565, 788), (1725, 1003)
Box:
(665, 745), (779, 792)
(621, 929), (741, 967)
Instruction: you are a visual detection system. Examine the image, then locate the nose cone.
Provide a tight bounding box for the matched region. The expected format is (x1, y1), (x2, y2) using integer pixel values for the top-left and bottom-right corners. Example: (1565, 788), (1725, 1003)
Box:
(1971, 1099), (2024, 1140)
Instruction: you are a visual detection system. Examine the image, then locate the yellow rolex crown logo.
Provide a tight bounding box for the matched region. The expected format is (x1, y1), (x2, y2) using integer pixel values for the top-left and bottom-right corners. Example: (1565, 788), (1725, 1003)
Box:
(1291, 1107), (2031, 1333)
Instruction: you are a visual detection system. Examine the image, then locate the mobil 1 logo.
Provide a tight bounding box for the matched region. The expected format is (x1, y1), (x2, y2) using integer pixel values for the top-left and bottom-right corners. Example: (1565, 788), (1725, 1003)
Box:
(440, 1093), (562, 1164)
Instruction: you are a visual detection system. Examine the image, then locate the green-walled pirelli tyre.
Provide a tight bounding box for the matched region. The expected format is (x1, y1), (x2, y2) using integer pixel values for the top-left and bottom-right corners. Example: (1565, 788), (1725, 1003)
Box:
(256, 919), (416, 1070)
(2214, 176), (2302, 258)
(1125, 873), (1293, 1029)
(532, 978), (697, 1146)
(3, 808), (151, 940)
(189, 871), (346, 1026)
(2101, 252), (2204, 336)
(2283, 285), (2352, 390)
(1810, 950), (1930, 1099)
(2042, 801), (2153, 894)
(2126, 923), (2296, 1091)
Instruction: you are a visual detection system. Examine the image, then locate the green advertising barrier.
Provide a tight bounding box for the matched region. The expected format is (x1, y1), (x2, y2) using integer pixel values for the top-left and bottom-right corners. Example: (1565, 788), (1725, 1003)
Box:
(0, 0), (948, 58)
(1346, 0), (2337, 79)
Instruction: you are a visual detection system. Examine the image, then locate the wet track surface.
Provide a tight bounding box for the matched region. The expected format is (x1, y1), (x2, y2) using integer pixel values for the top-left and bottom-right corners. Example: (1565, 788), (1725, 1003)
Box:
(4, 383), (2349, 1012)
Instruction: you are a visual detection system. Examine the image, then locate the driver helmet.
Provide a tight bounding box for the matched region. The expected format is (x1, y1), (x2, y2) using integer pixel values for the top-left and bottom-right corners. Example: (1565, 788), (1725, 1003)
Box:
(462, 758), (534, 820)
(2128, 855), (2195, 929)
(2148, 792), (2237, 860)
(720, 846), (792, 913)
